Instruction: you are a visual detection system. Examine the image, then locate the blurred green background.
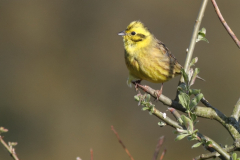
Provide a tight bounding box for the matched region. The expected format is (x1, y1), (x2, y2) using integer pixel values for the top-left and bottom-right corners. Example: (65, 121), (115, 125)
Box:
(0, 0), (239, 159)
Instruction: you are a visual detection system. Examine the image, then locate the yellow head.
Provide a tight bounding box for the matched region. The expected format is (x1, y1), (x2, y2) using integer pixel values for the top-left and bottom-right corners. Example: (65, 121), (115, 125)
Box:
(118, 21), (152, 48)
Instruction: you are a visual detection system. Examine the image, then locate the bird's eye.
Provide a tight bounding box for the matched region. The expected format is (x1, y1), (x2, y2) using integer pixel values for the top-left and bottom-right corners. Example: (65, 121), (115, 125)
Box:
(131, 31), (136, 35)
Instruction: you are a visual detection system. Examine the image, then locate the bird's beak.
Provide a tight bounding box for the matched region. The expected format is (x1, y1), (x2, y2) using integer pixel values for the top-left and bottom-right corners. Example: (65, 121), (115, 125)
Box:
(118, 31), (126, 36)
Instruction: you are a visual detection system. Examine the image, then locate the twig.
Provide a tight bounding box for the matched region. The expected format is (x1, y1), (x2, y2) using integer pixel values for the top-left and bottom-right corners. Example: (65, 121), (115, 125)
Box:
(136, 83), (240, 141)
(90, 148), (93, 160)
(111, 126), (134, 160)
(181, 0), (209, 82)
(194, 145), (237, 160)
(211, 0), (240, 49)
(159, 149), (166, 160)
(168, 108), (230, 159)
(0, 136), (19, 160)
(197, 133), (230, 160)
(152, 107), (183, 129)
(134, 83), (186, 112)
(231, 98), (240, 121)
(153, 136), (164, 160)
(168, 108), (182, 125)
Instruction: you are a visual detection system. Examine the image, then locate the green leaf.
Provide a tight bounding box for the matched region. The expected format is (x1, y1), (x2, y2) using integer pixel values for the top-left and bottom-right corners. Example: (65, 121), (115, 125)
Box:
(190, 113), (197, 122)
(200, 37), (209, 43)
(175, 133), (189, 141)
(145, 102), (151, 107)
(145, 94), (151, 102)
(189, 89), (201, 95)
(181, 115), (194, 133)
(158, 121), (166, 127)
(189, 57), (198, 68)
(189, 93), (203, 109)
(232, 153), (237, 160)
(190, 68), (200, 86)
(0, 127), (8, 134)
(178, 92), (190, 109)
(206, 141), (213, 146)
(236, 158), (240, 160)
(176, 128), (188, 134)
(196, 28), (209, 43)
(187, 136), (198, 141)
(134, 95), (140, 101)
(8, 142), (18, 147)
(142, 107), (149, 111)
(192, 142), (202, 148)
(181, 69), (189, 84)
(193, 129), (199, 134)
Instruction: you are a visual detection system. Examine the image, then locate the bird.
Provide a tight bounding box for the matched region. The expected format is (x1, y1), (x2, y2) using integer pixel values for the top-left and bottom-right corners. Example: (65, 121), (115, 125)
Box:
(118, 21), (182, 97)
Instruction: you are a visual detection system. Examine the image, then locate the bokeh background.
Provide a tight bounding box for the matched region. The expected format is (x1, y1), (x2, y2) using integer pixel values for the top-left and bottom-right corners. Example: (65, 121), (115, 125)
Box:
(0, 0), (239, 159)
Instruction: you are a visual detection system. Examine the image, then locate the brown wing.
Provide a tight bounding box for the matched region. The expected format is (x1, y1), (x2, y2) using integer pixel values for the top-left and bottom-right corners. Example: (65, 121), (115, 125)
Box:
(155, 38), (182, 77)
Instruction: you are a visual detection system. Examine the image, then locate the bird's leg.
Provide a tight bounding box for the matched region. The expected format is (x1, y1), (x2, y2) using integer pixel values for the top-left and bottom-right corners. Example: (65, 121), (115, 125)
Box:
(156, 83), (163, 100)
(132, 80), (142, 91)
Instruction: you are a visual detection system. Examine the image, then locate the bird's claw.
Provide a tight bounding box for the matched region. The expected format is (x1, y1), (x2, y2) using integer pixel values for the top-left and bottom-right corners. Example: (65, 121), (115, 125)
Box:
(156, 83), (163, 100)
(132, 80), (142, 91)
(156, 90), (162, 100)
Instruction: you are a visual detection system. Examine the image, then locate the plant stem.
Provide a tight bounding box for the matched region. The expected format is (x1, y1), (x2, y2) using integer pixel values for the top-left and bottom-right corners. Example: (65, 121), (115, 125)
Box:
(211, 0), (240, 49)
(181, 0), (209, 82)
(231, 98), (240, 121)
(0, 136), (19, 160)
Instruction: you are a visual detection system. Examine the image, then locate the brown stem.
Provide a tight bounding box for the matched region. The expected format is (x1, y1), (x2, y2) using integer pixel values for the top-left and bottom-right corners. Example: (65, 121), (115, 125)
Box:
(90, 149), (93, 160)
(159, 149), (166, 160)
(211, 0), (240, 48)
(153, 136), (164, 160)
(111, 126), (134, 160)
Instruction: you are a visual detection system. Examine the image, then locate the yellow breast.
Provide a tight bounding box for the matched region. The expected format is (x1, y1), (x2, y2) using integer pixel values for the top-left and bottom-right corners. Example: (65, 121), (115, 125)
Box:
(125, 45), (170, 83)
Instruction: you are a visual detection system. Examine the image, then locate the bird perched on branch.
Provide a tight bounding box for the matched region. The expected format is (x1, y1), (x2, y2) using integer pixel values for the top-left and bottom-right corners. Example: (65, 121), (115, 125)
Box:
(118, 21), (182, 97)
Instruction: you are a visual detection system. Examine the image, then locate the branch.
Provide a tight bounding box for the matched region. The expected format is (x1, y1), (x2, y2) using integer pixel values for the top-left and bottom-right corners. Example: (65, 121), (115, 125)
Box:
(90, 149), (93, 160)
(153, 136), (164, 160)
(196, 133), (231, 160)
(136, 84), (240, 141)
(136, 84), (185, 111)
(194, 105), (240, 141)
(153, 106), (183, 129)
(181, 0), (208, 79)
(168, 108), (182, 125)
(111, 126), (134, 160)
(194, 145), (237, 160)
(135, 92), (182, 129)
(196, 97), (240, 141)
(168, 108), (230, 160)
(211, 0), (240, 49)
(0, 136), (19, 160)
(159, 149), (166, 160)
(231, 98), (240, 121)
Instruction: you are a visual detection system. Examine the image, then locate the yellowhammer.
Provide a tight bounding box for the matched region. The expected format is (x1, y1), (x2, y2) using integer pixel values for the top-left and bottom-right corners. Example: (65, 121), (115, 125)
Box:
(118, 21), (183, 96)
